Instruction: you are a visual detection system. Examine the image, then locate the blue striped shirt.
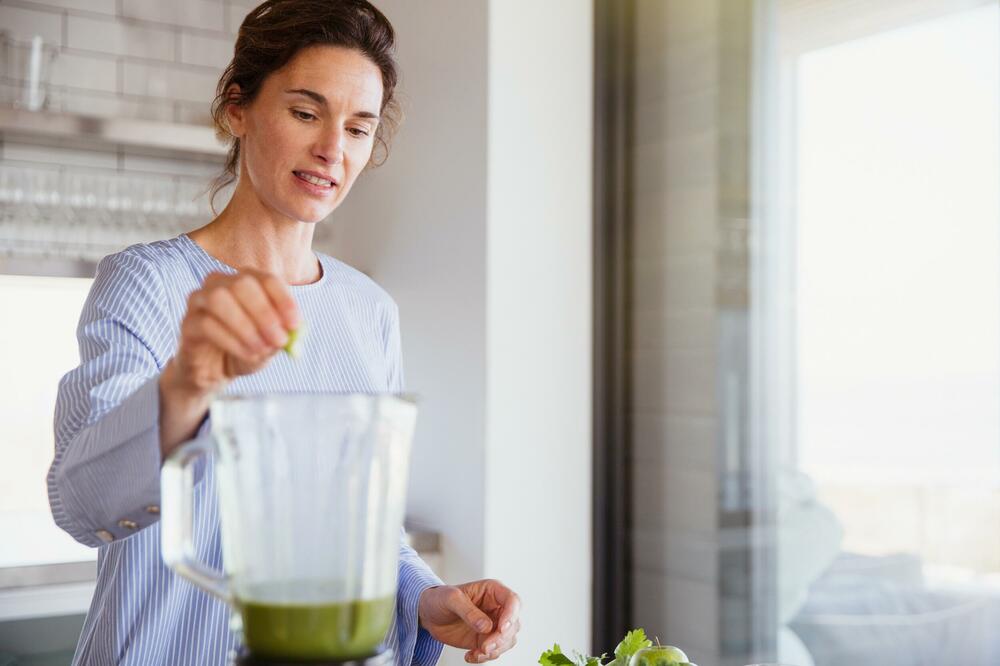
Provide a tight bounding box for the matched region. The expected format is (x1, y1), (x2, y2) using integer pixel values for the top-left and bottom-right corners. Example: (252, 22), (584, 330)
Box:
(48, 233), (445, 666)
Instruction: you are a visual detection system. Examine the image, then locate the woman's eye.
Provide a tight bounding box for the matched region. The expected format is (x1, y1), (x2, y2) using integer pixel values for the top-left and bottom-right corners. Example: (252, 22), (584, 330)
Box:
(292, 110), (317, 122)
(348, 127), (370, 138)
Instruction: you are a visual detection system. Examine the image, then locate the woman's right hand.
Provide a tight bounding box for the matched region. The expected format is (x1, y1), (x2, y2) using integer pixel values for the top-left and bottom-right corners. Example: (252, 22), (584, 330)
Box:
(158, 269), (300, 458)
(165, 269), (301, 399)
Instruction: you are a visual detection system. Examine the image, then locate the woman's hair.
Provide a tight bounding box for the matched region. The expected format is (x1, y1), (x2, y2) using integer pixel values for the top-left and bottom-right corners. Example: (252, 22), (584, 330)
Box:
(207, 0), (401, 212)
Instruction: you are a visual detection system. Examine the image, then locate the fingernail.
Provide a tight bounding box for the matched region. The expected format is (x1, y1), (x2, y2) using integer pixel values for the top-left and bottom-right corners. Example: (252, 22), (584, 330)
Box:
(501, 620), (511, 632)
(485, 642), (495, 653)
(477, 620), (490, 632)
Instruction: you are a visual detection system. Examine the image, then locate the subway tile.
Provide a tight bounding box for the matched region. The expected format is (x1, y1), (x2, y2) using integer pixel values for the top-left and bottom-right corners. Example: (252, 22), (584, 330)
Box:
(663, 0), (720, 38)
(634, 37), (720, 107)
(0, 5), (63, 45)
(631, 413), (717, 471)
(50, 87), (129, 117)
(633, 187), (719, 260)
(632, 454), (718, 531)
(121, 0), (225, 31)
(179, 32), (233, 70)
(632, 253), (717, 313)
(18, 0), (116, 14)
(174, 100), (214, 126)
(633, 527), (718, 582)
(632, 571), (719, 653)
(226, 2), (249, 35)
(632, 308), (716, 352)
(130, 99), (175, 122)
(635, 89), (720, 145)
(632, 132), (719, 196)
(67, 15), (175, 61)
(49, 51), (118, 93)
(0, 82), (20, 107)
(122, 60), (219, 104)
(631, 348), (717, 416)
(1, 137), (117, 169)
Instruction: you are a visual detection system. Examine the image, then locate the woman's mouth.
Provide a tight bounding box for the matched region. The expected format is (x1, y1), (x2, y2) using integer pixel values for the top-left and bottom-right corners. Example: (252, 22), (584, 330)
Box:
(293, 170), (337, 196)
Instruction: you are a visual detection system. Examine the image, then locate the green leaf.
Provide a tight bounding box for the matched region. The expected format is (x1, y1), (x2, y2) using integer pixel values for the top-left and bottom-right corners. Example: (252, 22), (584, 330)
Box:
(612, 628), (652, 665)
(539, 644), (577, 666)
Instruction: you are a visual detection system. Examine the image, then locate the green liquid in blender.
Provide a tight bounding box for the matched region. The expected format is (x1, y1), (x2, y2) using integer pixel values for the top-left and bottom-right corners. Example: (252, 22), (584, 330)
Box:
(238, 595), (394, 661)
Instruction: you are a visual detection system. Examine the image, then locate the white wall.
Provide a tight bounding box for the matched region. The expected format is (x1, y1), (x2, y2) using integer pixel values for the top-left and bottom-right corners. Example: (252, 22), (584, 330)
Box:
(486, 0), (593, 660)
(332, 1), (594, 663)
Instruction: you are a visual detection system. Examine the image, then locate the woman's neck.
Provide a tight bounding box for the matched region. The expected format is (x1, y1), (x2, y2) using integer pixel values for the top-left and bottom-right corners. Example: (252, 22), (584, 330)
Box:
(189, 185), (322, 286)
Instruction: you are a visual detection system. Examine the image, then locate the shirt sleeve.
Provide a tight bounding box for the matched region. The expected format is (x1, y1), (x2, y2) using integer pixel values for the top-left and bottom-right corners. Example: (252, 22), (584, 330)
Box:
(384, 300), (405, 394)
(396, 527), (446, 666)
(48, 249), (175, 548)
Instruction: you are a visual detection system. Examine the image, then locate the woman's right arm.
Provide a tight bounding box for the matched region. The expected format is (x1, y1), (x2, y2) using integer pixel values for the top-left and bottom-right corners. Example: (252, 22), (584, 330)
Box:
(49, 250), (298, 548)
(157, 269), (299, 458)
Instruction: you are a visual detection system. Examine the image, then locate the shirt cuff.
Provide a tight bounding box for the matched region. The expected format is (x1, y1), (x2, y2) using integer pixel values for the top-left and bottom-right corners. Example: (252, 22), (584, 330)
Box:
(397, 555), (445, 666)
(50, 376), (163, 548)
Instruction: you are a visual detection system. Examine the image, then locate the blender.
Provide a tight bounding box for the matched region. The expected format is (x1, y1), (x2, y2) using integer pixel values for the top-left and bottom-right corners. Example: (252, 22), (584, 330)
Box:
(161, 393), (417, 665)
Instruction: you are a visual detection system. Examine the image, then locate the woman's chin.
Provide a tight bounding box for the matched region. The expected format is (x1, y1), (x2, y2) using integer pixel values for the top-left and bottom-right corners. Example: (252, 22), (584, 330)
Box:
(288, 203), (337, 225)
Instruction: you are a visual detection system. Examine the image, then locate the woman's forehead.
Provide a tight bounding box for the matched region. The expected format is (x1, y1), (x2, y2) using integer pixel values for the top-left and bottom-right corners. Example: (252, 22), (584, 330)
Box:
(270, 45), (383, 109)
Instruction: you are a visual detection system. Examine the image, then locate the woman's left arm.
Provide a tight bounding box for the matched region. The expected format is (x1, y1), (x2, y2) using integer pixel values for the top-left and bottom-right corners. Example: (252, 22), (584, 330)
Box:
(383, 302), (446, 663)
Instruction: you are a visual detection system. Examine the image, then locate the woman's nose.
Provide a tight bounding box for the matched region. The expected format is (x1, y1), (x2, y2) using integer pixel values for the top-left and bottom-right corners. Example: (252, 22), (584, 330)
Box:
(314, 128), (345, 165)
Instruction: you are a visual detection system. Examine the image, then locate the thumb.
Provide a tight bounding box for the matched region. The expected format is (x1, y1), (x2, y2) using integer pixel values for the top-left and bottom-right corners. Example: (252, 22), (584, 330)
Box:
(448, 590), (493, 634)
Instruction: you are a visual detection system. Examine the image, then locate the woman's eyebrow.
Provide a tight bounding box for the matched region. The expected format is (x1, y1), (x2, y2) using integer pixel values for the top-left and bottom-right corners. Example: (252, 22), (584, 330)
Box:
(284, 88), (380, 120)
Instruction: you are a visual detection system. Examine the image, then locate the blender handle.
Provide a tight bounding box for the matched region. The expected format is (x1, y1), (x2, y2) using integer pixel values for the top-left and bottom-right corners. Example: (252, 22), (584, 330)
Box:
(161, 434), (232, 604)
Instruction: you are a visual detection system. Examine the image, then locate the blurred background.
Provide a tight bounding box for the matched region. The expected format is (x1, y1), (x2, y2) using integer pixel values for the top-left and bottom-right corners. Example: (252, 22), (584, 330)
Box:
(0, 0), (997, 665)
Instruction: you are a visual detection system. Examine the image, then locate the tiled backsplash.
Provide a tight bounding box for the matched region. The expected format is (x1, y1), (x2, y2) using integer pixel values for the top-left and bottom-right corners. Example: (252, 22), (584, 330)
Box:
(0, 0), (253, 261)
(0, 0), (250, 123)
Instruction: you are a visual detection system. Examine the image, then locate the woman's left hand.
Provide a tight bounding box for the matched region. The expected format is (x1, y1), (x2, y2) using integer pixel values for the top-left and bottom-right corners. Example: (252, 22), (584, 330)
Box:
(417, 579), (521, 663)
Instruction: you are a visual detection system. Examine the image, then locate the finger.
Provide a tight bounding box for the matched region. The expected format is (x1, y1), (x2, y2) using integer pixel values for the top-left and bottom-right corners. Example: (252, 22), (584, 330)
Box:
(187, 310), (260, 361)
(492, 587), (521, 636)
(246, 269), (300, 330)
(474, 622), (517, 662)
(446, 588), (493, 634)
(469, 633), (517, 664)
(485, 634), (517, 660)
(229, 274), (290, 348)
(200, 285), (270, 354)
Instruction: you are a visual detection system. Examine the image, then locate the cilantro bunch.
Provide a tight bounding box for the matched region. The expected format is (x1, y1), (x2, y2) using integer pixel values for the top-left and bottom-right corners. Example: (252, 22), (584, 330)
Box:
(538, 628), (652, 666)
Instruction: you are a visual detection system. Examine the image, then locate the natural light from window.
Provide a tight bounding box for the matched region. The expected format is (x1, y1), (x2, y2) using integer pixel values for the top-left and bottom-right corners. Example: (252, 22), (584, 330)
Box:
(0, 274), (95, 568)
(796, 3), (999, 580)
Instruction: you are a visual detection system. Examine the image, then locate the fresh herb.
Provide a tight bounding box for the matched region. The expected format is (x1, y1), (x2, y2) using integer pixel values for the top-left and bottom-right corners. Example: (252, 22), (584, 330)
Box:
(538, 628), (652, 666)
(612, 629), (653, 665)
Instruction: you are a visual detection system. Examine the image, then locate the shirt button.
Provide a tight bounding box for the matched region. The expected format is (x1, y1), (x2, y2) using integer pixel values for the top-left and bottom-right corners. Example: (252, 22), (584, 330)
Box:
(145, 505), (160, 515)
(95, 529), (114, 543)
(118, 519), (138, 530)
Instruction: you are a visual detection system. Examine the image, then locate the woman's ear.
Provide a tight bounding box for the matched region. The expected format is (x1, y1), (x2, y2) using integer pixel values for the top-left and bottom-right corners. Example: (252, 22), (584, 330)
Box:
(225, 84), (246, 138)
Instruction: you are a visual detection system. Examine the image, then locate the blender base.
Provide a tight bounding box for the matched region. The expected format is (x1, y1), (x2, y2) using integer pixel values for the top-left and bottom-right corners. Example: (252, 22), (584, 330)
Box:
(232, 647), (394, 666)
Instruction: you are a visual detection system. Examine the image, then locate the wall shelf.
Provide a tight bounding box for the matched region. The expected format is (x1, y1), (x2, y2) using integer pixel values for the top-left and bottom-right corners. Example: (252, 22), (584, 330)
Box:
(0, 106), (228, 161)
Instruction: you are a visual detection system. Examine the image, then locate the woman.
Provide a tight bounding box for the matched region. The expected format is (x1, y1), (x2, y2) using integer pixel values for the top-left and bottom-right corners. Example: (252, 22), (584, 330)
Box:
(47, 1), (520, 664)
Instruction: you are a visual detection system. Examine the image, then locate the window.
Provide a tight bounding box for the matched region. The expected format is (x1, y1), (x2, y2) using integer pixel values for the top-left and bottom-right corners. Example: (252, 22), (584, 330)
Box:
(753, 2), (1000, 664)
(0, 273), (95, 569)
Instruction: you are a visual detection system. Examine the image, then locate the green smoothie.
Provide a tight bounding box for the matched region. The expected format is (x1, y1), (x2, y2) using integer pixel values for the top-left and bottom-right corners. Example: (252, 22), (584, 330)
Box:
(237, 595), (394, 661)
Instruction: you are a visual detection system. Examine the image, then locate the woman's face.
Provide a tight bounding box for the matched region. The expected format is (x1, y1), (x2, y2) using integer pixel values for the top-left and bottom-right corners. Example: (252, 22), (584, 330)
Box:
(227, 45), (384, 224)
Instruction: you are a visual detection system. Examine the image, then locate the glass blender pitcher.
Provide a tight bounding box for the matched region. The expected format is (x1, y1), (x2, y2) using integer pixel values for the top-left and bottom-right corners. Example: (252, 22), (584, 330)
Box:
(161, 393), (417, 665)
